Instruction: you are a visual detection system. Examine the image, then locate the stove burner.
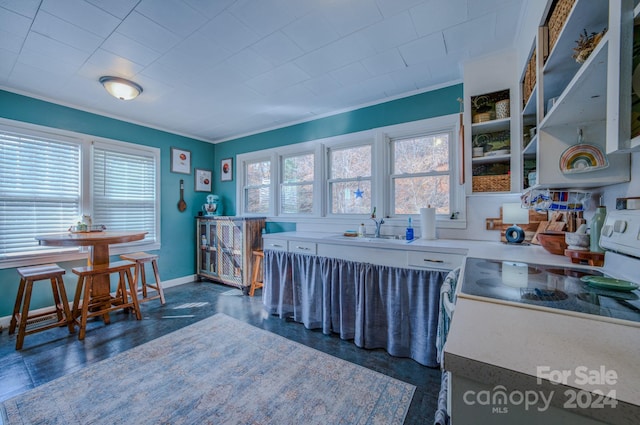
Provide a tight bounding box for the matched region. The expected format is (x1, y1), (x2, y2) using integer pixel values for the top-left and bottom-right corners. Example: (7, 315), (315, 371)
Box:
(520, 288), (568, 302)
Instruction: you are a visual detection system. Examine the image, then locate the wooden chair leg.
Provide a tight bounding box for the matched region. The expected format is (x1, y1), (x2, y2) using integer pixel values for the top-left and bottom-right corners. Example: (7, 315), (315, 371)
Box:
(72, 275), (85, 321)
(125, 269), (142, 320)
(16, 281), (34, 350)
(151, 260), (165, 305)
(138, 263), (147, 299)
(78, 276), (93, 341)
(50, 277), (64, 324)
(55, 275), (75, 333)
(9, 277), (26, 335)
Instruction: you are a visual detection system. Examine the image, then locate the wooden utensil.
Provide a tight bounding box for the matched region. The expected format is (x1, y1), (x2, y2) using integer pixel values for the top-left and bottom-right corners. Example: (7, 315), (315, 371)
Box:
(178, 179), (187, 212)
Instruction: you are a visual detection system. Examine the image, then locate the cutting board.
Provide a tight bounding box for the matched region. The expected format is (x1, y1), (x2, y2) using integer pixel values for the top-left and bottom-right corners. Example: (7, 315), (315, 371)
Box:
(530, 220), (566, 245)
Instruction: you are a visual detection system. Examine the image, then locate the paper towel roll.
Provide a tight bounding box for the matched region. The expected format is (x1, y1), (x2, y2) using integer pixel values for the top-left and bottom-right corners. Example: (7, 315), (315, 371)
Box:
(420, 207), (436, 240)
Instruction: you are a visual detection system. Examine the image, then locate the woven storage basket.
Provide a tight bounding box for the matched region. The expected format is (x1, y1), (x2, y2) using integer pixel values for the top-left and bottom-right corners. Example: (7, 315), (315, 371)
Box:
(548, 0), (576, 54)
(523, 51), (537, 107)
(473, 112), (492, 123)
(472, 174), (510, 192)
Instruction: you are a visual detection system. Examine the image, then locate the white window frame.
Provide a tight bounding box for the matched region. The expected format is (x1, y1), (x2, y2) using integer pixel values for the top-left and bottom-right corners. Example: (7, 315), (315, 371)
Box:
(236, 114), (465, 228)
(279, 150), (317, 216)
(325, 138), (374, 217)
(388, 128), (457, 217)
(241, 154), (275, 216)
(0, 118), (161, 269)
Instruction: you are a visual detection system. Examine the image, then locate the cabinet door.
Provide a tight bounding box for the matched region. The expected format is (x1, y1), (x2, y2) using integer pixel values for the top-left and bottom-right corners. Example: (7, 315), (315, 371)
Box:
(198, 219), (218, 276)
(217, 220), (243, 284)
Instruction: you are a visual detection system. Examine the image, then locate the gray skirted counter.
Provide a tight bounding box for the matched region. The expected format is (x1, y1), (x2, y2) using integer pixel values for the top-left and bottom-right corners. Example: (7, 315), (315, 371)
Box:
(261, 232), (464, 367)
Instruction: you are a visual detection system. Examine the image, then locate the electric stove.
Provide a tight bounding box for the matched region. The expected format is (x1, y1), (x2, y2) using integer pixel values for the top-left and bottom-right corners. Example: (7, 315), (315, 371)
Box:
(458, 209), (640, 326)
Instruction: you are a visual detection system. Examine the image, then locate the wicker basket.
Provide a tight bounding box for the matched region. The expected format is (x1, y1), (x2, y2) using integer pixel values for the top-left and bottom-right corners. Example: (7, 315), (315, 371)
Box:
(473, 112), (492, 123)
(472, 174), (511, 192)
(523, 51), (536, 107)
(548, 0), (576, 55)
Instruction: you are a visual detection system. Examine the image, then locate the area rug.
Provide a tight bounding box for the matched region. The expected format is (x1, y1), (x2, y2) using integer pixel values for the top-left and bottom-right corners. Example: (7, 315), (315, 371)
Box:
(1, 313), (414, 424)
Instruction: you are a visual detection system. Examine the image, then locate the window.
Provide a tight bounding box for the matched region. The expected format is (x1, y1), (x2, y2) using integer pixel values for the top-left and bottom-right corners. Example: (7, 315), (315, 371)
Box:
(92, 142), (158, 240)
(280, 153), (314, 214)
(0, 121), (160, 266)
(244, 158), (271, 214)
(391, 131), (452, 215)
(236, 114), (463, 226)
(0, 128), (81, 258)
(328, 144), (371, 214)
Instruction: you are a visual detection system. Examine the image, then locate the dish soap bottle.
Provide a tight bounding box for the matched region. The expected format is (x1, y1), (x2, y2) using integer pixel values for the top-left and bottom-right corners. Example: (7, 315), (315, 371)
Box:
(590, 205), (606, 253)
(358, 223), (366, 237)
(405, 217), (414, 241)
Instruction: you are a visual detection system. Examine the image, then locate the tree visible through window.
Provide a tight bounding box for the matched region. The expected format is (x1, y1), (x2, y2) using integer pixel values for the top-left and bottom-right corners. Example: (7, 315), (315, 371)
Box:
(244, 159), (271, 214)
(281, 153), (314, 214)
(329, 144), (371, 214)
(392, 132), (451, 215)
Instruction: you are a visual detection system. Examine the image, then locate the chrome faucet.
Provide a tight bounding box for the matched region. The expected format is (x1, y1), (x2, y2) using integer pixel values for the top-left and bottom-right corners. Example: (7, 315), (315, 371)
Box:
(370, 207), (385, 238)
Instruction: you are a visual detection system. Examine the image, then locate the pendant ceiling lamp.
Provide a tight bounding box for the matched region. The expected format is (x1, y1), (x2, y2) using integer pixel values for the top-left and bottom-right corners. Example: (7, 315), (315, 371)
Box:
(99, 76), (143, 100)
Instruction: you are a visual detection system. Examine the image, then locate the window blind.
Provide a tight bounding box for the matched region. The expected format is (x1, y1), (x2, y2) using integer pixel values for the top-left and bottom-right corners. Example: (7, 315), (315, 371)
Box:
(0, 130), (81, 258)
(92, 144), (156, 242)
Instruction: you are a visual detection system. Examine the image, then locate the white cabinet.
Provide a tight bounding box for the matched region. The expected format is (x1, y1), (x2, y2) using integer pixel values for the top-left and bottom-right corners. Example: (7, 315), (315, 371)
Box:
(521, 0), (630, 190)
(607, 0), (640, 153)
(470, 89), (513, 193)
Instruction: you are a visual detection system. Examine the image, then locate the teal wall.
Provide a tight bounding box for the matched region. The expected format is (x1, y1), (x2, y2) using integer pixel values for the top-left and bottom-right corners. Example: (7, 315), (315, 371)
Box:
(214, 84), (463, 215)
(0, 90), (215, 317)
(0, 83), (461, 318)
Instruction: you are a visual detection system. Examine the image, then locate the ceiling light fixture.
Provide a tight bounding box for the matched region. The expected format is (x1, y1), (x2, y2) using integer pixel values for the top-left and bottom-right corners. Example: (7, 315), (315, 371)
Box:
(99, 76), (143, 100)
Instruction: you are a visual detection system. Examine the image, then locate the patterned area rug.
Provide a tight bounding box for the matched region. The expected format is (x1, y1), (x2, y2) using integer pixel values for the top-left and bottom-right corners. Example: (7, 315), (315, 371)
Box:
(1, 313), (414, 424)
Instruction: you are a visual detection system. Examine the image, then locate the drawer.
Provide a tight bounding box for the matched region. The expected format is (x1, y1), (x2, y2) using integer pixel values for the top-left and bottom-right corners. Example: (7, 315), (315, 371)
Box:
(288, 240), (317, 255)
(407, 251), (464, 271)
(263, 238), (288, 252)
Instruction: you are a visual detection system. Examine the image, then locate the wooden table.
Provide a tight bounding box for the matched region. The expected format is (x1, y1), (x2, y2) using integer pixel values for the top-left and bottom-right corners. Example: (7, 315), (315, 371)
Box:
(36, 231), (147, 303)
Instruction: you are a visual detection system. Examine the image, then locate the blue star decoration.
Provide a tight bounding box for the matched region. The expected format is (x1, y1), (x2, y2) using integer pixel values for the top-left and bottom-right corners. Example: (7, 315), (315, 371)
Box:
(354, 187), (364, 198)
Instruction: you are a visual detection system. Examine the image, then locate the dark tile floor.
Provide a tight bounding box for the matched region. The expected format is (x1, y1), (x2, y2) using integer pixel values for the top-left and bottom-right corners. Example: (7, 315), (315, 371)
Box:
(0, 281), (441, 424)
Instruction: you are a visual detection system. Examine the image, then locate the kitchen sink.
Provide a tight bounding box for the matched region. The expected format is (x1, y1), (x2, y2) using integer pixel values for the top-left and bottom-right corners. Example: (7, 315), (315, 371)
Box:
(328, 234), (413, 243)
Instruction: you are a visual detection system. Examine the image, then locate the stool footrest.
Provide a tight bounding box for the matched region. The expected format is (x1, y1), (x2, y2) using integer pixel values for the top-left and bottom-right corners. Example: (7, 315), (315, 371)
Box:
(72, 260), (136, 275)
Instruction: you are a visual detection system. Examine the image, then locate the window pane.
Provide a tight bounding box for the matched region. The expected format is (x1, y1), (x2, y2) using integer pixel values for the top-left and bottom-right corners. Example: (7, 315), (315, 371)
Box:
(393, 134), (449, 174)
(331, 181), (371, 214)
(330, 145), (371, 179)
(247, 160), (270, 185)
(93, 146), (157, 242)
(281, 184), (313, 214)
(246, 187), (269, 213)
(394, 175), (449, 214)
(283, 153), (313, 182)
(0, 130), (81, 258)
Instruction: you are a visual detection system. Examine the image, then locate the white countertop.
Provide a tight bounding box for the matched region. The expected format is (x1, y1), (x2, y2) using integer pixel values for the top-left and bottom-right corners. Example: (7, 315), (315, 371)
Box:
(263, 231), (639, 414)
(263, 231), (593, 268)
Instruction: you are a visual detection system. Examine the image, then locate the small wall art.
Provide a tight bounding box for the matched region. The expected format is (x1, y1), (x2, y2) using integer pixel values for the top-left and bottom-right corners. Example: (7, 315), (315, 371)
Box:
(195, 168), (212, 192)
(171, 147), (191, 174)
(221, 158), (233, 182)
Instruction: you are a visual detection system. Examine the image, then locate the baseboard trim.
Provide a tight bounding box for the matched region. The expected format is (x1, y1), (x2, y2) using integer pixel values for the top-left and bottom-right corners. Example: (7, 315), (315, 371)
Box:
(0, 275), (197, 330)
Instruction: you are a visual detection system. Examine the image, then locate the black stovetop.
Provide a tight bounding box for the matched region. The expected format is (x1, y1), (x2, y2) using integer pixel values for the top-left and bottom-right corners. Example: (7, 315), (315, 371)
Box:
(460, 258), (640, 325)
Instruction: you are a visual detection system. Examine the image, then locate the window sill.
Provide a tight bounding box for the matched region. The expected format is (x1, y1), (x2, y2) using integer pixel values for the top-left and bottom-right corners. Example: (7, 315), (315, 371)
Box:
(0, 241), (160, 270)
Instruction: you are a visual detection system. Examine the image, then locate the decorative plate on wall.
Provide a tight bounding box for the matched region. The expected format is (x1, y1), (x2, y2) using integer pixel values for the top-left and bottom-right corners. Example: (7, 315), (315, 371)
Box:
(559, 144), (609, 174)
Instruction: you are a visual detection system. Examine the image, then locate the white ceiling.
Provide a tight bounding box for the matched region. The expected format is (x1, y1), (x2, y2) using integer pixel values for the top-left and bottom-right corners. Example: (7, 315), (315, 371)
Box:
(0, 0), (525, 143)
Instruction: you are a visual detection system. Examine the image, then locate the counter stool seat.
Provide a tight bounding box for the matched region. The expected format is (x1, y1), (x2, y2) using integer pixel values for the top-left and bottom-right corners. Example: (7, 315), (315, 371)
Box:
(10, 264), (75, 350)
(249, 250), (264, 297)
(119, 252), (165, 305)
(72, 260), (141, 340)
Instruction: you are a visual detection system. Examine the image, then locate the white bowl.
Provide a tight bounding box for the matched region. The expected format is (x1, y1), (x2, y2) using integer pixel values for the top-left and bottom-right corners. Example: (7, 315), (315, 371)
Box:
(565, 232), (589, 250)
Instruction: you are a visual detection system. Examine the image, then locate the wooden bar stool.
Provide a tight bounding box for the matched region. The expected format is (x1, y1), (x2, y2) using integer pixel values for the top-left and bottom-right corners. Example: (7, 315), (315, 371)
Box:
(119, 252), (165, 305)
(9, 264), (75, 350)
(72, 260), (141, 340)
(249, 250), (264, 297)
